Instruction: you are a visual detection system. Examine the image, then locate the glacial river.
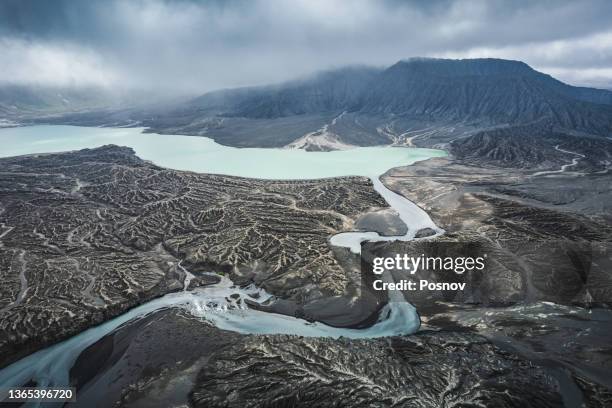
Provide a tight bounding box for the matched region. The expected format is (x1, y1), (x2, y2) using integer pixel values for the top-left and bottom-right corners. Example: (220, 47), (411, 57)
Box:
(0, 125), (446, 400)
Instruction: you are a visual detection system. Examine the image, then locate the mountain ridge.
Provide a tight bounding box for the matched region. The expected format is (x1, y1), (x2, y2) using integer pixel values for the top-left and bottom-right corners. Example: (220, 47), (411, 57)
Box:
(163, 58), (612, 147)
(206, 58), (612, 133)
(5, 58), (612, 151)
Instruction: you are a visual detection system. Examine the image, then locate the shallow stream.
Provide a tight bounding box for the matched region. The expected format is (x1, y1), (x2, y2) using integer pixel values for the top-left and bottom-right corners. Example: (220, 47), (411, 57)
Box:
(0, 125), (446, 397)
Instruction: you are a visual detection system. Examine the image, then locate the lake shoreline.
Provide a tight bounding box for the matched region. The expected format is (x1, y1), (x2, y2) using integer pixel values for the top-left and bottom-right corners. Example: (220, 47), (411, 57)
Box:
(0, 131), (445, 394)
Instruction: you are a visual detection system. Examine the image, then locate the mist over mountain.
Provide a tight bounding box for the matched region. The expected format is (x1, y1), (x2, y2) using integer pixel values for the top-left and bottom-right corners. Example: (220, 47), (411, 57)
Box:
(3, 58), (612, 152)
(0, 85), (112, 122)
(126, 58), (611, 148)
(0, 83), (176, 127)
(190, 58), (612, 133)
(366, 59), (612, 137)
(3, 0), (612, 93)
(224, 67), (380, 118)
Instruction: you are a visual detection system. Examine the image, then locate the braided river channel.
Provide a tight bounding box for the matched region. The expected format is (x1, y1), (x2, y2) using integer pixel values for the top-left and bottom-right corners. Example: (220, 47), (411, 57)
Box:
(0, 125), (446, 402)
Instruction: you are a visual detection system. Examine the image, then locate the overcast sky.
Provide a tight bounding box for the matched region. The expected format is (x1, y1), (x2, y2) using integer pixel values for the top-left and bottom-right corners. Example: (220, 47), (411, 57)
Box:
(1, 0), (612, 94)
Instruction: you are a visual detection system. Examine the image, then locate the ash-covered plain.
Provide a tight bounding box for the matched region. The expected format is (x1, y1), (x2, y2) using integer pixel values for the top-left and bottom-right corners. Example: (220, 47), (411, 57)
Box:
(373, 123), (612, 406)
(0, 145), (388, 367)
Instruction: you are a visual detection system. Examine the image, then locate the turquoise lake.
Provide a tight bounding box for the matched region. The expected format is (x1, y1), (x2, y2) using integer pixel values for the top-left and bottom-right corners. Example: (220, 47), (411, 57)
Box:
(0, 125), (446, 179)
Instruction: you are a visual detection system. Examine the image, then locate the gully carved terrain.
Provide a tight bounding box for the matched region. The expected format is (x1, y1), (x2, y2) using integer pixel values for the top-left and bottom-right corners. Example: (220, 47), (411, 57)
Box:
(1, 139), (610, 407)
(0, 58), (611, 407)
(373, 123), (612, 407)
(0, 145), (389, 368)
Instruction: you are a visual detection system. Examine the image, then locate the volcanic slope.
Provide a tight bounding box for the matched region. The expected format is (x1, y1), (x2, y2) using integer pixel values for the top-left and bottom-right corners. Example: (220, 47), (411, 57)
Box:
(137, 58), (612, 148)
(34, 58), (612, 149)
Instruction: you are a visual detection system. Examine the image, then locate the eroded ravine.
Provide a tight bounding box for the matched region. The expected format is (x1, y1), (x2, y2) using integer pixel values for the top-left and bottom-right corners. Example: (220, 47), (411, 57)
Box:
(0, 174), (435, 395)
(0, 126), (446, 402)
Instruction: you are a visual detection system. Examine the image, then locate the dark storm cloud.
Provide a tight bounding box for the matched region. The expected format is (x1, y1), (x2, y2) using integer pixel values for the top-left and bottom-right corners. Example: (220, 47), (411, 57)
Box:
(1, 0), (612, 93)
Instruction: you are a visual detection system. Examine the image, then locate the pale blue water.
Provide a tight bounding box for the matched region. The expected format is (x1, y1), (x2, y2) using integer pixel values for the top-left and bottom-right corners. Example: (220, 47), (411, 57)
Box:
(0, 125), (445, 179)
(0, 125), (446, 403)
